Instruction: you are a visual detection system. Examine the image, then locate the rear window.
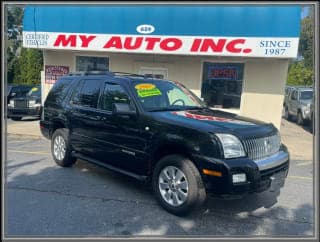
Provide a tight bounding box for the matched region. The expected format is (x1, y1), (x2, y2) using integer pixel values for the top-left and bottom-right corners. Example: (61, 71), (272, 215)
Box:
(46, 78), (74, 104)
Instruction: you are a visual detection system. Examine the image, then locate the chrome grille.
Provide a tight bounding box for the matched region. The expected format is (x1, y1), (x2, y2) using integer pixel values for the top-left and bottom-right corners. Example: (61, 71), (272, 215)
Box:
(243, 133), (281, 161)
(14, 100), (28, 108)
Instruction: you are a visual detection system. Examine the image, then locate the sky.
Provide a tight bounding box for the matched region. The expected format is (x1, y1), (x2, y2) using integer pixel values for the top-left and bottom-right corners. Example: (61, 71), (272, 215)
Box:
(301, 6), (310, 19)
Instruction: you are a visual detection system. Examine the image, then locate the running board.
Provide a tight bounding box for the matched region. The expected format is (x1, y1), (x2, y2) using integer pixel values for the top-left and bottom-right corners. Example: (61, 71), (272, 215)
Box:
(72, 151), (148, 181)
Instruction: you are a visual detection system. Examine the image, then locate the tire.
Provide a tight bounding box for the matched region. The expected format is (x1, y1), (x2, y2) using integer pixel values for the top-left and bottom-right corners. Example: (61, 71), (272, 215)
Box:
(284, 107), (291, 121)
(51, 128), (76, 167)
(11, 117), (22, 121)
(309, 113), (313, 133)
(297, 111), (305, 125)
(152, 154), (206, 216)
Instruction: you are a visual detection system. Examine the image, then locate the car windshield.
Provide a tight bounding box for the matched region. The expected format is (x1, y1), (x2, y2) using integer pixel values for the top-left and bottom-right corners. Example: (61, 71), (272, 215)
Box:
(131, 80), (204, 112)
(27, 86), (41, 97)
(300, 90), (313, 100)
(9, 86), (31, 98)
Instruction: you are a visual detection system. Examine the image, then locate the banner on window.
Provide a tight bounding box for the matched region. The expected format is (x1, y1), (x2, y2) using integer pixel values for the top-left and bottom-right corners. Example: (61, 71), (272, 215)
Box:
(45, 65), (69, 84)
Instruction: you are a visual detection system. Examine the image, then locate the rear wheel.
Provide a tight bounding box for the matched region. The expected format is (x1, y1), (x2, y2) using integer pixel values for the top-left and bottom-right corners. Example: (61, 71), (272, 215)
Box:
(284, 107), (291, 121)
(51, 128), (76, 167)
(152, 155), (206, 216)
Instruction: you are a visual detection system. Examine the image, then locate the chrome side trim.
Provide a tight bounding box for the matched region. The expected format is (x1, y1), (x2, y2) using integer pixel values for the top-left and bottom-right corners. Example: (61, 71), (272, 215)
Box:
(254, 151), (289, 171)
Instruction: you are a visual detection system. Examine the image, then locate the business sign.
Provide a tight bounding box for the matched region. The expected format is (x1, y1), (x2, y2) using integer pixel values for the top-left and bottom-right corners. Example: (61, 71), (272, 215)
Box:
(24, 32), (299, 58)
(45, 65), (69, 84)
(23, 6), (301, 58)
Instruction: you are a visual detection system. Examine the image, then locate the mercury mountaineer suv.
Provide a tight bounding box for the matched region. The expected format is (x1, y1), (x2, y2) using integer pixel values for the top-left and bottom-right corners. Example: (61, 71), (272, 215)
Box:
(40, 71), (290, 215)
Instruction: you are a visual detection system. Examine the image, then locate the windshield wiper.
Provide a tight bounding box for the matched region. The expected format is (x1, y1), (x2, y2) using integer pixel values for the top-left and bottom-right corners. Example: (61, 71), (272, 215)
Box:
(148, 106), (206, 112)
(148, 107), (185, 112)
(184, 106), (206, 110)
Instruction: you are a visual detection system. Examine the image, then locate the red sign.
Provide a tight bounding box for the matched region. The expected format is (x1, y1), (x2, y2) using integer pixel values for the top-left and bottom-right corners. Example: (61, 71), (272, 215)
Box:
(208, 67), (238, 80)
(23, 31), (300, 58)
(45, 65), (69, 84)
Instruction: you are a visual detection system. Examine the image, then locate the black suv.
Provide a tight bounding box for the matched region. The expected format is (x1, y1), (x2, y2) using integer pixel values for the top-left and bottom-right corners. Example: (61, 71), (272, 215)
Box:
(8, 85), (42, 121)
(40, 71), (290, 215)
(7, 84), (34, 104)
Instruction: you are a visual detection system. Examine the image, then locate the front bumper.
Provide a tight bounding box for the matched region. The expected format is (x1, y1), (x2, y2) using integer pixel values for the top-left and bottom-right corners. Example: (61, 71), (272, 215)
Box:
(8, 107), (41, 118)
(193, 146), (290, 196)
(301, 107), (311, 120)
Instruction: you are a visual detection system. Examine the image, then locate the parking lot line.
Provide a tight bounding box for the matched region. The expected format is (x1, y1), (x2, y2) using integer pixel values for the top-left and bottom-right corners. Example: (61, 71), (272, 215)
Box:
(288, 175), (313, 181)
(7, 140), (32, 143)
(8, 149), (50, 155)
(296, 161), (313, 166)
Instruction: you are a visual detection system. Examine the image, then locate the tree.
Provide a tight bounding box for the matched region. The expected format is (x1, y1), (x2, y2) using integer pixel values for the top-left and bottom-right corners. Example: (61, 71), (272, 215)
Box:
(12, 6), (23, 26)
(13, 48), (42, 85)
(287, 6), (314, 86)
(287, 61), (313, 86)
(299, 14), (314, 69)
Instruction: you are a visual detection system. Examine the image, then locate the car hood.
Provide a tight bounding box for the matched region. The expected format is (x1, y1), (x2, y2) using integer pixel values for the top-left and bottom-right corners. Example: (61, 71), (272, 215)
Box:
(300, 99), (311, 106)
(150, 108), (276, 139)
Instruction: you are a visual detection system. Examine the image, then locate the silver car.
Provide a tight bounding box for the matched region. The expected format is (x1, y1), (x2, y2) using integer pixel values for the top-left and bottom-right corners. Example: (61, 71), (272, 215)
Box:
(284, 87), (313, 125)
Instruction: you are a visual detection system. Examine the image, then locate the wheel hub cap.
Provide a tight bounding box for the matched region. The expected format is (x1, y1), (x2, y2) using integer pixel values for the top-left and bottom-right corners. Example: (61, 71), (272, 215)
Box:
(53, 135), (66, 161)
(158, 166), (189, 207)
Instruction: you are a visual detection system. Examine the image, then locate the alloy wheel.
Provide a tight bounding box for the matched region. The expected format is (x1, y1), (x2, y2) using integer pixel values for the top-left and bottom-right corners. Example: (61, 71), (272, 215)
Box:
(53, 135), (66, 161)
(158, 166), (189, 207)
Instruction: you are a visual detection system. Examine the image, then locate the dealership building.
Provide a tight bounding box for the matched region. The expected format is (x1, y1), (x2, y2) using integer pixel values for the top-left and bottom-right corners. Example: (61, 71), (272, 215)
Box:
(23, 5), (301, 129)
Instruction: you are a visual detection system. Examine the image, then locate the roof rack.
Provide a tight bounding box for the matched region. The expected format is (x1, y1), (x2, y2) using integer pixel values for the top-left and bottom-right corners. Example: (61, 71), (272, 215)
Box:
(113, 72), (146, 78)
(67, 70), (112, 76)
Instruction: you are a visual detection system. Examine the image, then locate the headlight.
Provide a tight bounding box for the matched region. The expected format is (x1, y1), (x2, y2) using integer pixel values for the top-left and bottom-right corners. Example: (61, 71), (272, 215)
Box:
(29, 100), (36, 106)
(215, 134), (246, 159)
(29, 100), (41, 107)
(301, 105), (310, 114)
(8, 100), (14, 108)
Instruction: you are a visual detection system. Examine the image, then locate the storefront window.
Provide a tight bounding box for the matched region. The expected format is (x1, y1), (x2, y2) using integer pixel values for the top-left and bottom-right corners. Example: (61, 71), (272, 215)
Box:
(76, 56), (109, 71)
(201, 62), (244, 109)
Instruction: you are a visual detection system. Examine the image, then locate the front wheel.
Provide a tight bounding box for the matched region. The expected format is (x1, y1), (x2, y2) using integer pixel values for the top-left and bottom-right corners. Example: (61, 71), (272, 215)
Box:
(297, 111), (305, 125)
(51, 128), (77, 167)
(152, 155), (206, 216)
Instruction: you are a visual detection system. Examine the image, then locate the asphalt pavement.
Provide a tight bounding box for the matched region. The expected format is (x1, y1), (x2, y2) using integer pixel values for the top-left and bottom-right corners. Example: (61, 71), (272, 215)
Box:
(4, 131), (315, 237)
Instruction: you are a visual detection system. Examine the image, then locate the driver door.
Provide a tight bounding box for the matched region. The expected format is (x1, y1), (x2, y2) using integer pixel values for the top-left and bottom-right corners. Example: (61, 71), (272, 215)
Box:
(94, 82), (149, 175)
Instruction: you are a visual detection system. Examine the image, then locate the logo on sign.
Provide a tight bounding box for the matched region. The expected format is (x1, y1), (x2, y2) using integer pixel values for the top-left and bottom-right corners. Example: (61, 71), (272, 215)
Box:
(136, 24), (155, 34)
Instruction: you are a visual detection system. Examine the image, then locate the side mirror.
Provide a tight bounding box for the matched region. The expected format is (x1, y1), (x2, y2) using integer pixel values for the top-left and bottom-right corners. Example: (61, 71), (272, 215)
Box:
(112, 103), (137, 116)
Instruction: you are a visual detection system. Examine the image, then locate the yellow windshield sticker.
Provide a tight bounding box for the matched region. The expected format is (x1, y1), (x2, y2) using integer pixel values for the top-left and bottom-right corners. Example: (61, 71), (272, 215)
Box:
(137, 88), (162, 98)
(135, 83), (156, 90)
(31, 87), (38, 92)
(135, 83), (162, 97)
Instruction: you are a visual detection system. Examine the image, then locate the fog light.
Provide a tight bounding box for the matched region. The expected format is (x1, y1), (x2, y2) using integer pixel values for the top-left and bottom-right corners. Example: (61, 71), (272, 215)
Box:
(232, 173), (246, 183)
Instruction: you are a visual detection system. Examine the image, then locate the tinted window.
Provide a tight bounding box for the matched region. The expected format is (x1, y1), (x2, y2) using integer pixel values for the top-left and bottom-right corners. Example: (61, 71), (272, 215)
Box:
(78, 79), (102, 108)
(46, 78), (74, 104)
(99, 83), (130, 111)
(70, 80), (84, 105)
